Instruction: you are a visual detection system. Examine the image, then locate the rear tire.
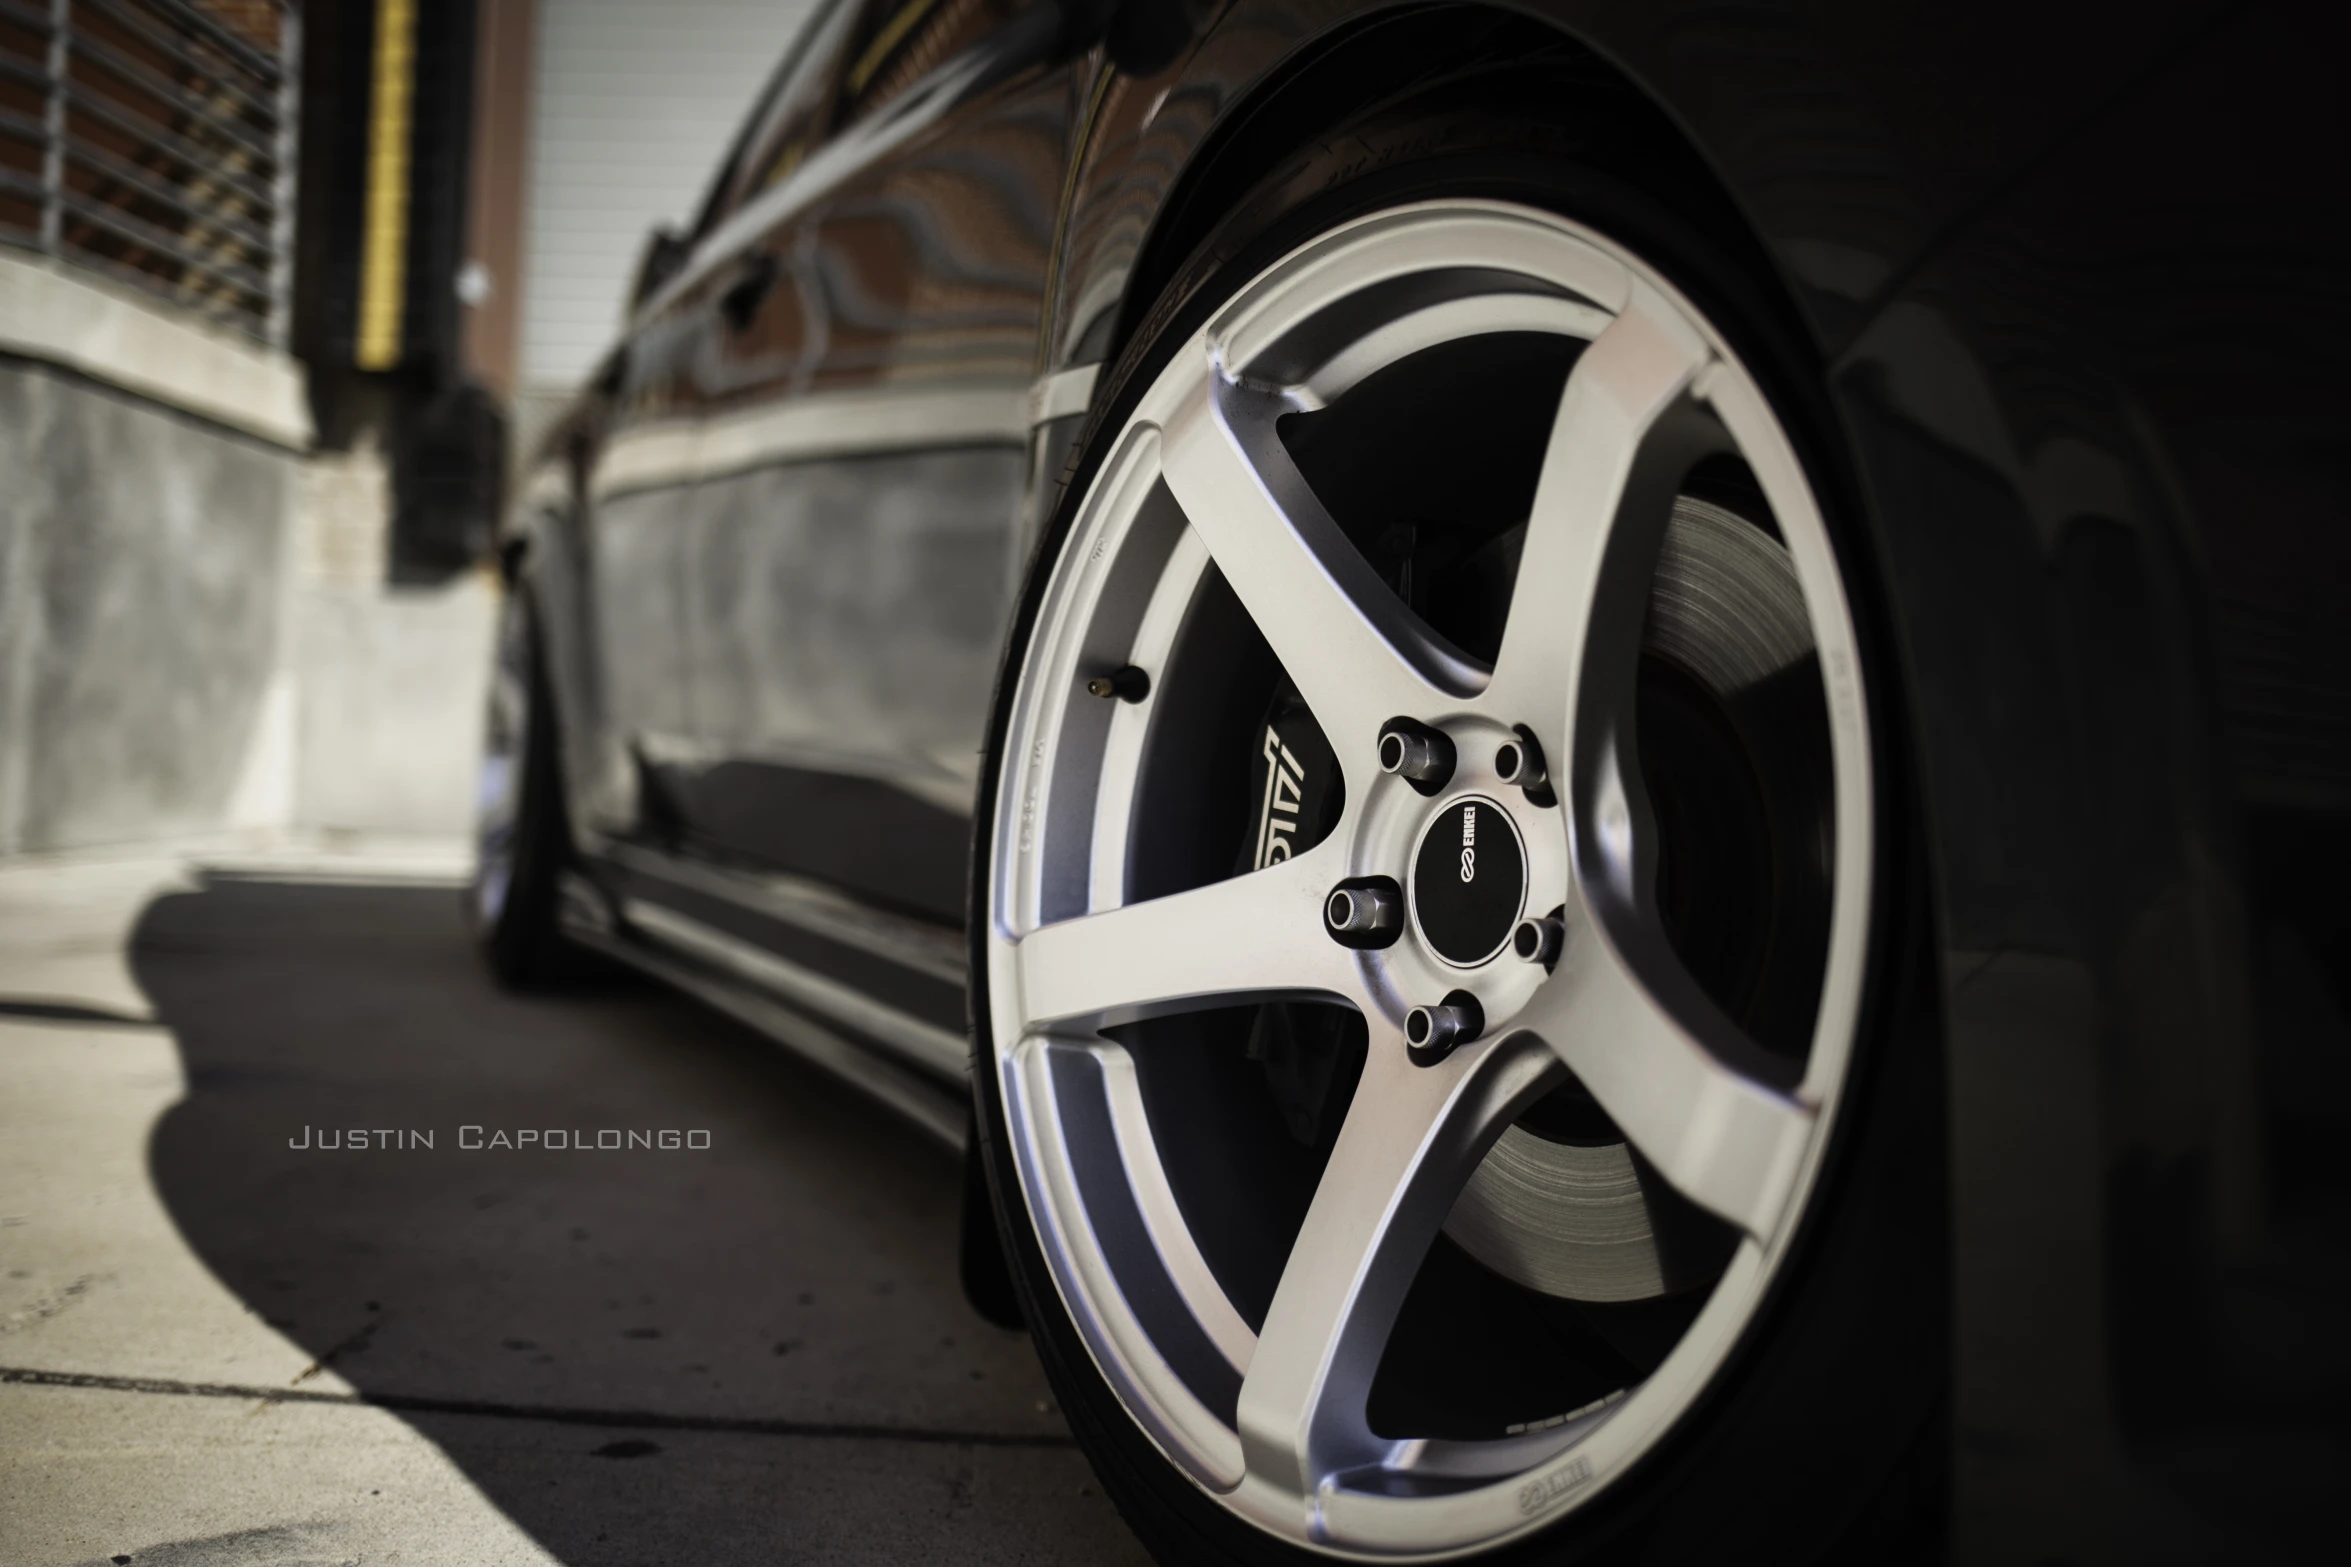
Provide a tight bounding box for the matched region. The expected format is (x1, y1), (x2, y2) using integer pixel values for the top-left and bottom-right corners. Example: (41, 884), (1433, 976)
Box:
(970, 82), (1944, 1565)
(469, 582), (592, 987)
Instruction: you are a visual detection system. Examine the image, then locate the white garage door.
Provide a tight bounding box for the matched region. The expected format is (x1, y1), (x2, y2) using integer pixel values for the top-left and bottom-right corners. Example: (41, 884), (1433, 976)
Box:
(519, 0), (819, 399)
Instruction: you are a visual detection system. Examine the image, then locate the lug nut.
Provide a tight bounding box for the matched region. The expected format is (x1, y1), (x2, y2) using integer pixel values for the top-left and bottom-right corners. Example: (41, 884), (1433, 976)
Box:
(1405, 990), (1485, 1064)
(1378, 718), (1455, 793)
(1496, 726), (1554, 805)
(1495, 731), (1546, 788)
(1324, 876), (1403, 949)
(1513, 914), (1565, 968)
(1087, 665), (1151, 702)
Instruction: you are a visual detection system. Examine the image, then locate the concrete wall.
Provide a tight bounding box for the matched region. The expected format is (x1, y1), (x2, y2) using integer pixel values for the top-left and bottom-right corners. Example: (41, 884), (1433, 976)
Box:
(287, 447), (496, 838)
(0, 361), (297, 854)
(0, 253), (494, 857)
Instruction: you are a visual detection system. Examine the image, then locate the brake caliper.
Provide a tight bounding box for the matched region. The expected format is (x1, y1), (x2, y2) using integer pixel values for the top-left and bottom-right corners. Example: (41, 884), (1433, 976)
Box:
(1242, 684), (1342, 872)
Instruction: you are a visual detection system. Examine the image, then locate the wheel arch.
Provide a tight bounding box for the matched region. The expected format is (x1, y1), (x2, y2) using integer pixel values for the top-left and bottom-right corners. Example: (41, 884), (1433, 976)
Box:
(1058, 2), (1820, 385)
(487, 446), (605, 869)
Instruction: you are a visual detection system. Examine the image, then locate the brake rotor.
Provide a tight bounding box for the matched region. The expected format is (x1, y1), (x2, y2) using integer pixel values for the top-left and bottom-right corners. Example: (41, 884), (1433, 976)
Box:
(1441, 493), (1817, 1302)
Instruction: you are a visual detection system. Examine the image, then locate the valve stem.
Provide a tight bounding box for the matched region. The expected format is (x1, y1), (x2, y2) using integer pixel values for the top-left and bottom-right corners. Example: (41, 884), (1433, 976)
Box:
(1087, 665), (1151, 702)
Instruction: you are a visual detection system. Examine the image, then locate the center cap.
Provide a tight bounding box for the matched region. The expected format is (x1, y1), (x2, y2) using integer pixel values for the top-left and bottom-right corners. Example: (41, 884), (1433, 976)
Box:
(1410, 795), (1526, 966)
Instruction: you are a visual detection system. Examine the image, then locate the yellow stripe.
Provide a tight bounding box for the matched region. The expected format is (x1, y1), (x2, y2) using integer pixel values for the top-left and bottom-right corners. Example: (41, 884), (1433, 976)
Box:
(846, 0), (935, 95)
(356, 0), (417, 370)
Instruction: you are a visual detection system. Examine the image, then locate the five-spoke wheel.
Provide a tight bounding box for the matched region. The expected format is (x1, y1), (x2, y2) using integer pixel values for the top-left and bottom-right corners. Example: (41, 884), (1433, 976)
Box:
(977, 196), (1876, 1558)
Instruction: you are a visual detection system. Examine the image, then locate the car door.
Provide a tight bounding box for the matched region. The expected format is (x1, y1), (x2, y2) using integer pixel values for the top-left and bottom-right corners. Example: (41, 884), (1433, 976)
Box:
(667, 0), (1076, 927)
(553, 0), (865, 851)
(559, 263), (708, 848)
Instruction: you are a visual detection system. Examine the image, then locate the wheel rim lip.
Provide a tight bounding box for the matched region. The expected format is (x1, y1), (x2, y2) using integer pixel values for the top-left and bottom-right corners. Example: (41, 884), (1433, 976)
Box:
(982, 199), (1878, 1558)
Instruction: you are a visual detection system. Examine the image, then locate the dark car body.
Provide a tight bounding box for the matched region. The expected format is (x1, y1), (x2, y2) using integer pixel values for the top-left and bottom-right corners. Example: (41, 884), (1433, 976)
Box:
(503, 2), (2347, 1556)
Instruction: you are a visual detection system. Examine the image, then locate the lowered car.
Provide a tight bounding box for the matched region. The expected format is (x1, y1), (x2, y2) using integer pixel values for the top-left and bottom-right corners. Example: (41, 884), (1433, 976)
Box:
(470, 1), (2346, 1560)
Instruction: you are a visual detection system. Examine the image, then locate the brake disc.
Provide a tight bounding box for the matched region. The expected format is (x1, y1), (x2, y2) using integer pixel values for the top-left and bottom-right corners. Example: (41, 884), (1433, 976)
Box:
(1441, 494), (1816, 1302)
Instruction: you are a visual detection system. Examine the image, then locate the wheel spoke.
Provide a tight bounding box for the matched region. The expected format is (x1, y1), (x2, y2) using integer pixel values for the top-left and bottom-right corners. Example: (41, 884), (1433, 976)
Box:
(1467, 287), (1812, 1236)
(1511, 892), (1812, 1241)
(1012, 844), (1357, 1030)
(1235, 1033), (1560, 1495)
(1484, 286), (1715, 764)
(1157, 364), (1480, 772)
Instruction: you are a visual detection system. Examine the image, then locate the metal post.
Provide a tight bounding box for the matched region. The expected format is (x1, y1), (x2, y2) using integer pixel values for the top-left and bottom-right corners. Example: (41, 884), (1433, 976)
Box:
(39, 0), (69, 256)
(267, 2), (302, 349)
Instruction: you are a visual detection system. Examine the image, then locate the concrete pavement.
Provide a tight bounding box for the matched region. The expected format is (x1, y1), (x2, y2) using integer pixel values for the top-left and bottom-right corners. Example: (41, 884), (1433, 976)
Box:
(0, 838), (1150, 1565)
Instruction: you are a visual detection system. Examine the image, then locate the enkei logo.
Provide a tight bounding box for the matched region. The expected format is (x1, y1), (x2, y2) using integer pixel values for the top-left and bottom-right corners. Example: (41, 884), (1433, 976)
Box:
(1516, 1455), (1595, 1515)
(1459, 803), (1477, 882)
(1255, 729), (1306, 870)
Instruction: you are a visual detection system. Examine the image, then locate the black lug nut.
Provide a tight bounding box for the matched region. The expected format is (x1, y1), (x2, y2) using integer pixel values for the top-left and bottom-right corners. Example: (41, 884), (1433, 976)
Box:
(1324, 876), (1403, 949)
(1405, 990), (1484, 1065)
(1496, 726), (1554, 806)
(1087, 665), (1151, 702)
(1513, 913), (1565, 968)
(1379, 718), (1455, 794)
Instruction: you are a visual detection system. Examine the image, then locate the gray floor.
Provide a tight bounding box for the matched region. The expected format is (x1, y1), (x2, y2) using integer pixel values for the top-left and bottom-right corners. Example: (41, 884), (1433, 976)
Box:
(0, 842), (1150, 1566)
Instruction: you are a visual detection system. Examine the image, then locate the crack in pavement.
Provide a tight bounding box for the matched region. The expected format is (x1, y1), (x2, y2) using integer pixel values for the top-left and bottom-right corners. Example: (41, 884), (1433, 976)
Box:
(0, 1365), (1080, 1448)
(288, 1315), (383, 1388)
(1, 1273), (107, 1335)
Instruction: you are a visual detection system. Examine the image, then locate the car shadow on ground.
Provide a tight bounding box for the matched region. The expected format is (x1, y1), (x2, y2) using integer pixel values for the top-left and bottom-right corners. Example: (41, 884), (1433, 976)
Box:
(132, 873), (1137, 1565)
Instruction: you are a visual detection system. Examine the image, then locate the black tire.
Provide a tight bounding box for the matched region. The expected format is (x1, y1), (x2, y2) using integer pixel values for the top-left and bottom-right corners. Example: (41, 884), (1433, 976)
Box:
(970, 73), (1946, 1567)
(469, 583), (593, 987)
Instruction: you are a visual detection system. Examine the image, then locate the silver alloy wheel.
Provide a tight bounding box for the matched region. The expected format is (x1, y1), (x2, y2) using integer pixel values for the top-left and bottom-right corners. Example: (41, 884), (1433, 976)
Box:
(471, 588), (530, 928)
(984, 201), (1875, 1557)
